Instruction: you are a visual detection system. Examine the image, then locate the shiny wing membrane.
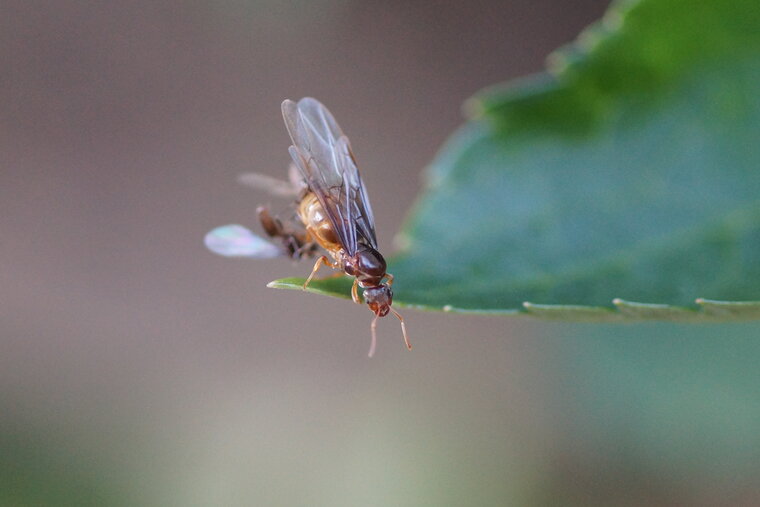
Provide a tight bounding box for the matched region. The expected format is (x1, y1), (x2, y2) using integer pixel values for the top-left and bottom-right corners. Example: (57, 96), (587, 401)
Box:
(236, 172), (299, 198)
(204, 224), (283, 258)
(282, 97), (378, 255)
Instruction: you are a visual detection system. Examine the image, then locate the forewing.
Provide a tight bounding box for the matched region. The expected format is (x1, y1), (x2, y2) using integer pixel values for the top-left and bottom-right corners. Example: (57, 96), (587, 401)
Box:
(204, 224), (283, 258)
(282, 97), (377, 253)
(283, 97), (344, 153)
(335, 135), (377, 248)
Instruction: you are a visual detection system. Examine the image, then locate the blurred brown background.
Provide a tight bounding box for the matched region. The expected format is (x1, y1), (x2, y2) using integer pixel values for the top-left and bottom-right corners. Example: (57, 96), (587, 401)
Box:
(7, 1), (725, 505)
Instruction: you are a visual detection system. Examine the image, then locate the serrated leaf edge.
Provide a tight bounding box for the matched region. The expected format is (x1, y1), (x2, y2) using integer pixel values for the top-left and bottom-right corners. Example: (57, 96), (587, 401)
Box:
(267, 278), (760, 323)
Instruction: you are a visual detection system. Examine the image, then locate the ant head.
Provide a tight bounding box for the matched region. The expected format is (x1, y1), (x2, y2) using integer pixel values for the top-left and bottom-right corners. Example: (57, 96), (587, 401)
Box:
(363, 285), (392, 316)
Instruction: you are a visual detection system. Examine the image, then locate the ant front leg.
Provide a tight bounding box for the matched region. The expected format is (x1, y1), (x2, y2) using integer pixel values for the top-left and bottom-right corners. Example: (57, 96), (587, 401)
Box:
(351, 279), (361, 305)
(303, 256), (340, 290)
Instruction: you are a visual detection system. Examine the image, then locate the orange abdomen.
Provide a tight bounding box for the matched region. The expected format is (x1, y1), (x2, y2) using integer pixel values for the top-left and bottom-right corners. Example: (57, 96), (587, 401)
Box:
(298, 193), (342, 255)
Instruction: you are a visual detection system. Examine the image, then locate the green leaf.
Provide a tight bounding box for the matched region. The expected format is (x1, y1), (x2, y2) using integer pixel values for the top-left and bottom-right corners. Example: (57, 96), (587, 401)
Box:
(270, 0), (760, 321)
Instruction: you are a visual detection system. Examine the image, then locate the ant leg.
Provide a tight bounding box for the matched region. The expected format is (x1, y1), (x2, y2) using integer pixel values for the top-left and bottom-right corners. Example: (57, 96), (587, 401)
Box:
(292, 230), (317, 259)
(303, 256), (338, 290)
(292, 242), (313, 259)
(291, 234), (317, 259)
(384, 273), (394, 287)
(286, 236), (301, 257)
(351, 278), (361, 305)
(259, 207), (314, 259)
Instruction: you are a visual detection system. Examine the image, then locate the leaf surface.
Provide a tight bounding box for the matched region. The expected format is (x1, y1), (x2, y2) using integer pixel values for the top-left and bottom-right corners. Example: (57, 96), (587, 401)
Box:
(271, 0), (760, 321)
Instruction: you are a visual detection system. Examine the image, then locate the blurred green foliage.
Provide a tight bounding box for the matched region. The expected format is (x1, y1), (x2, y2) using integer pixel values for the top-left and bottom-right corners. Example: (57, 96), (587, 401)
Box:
(0, 423), (125, 506)
(273, 0), (760, 321)
(537, 321), (760, 505)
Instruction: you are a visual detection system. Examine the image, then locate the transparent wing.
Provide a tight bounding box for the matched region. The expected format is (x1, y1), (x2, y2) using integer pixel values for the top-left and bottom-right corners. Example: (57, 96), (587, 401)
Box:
(336, 135), (377, 248)
(282, 97), (378, 254)
(287, 144), (356, 252)
(204, 224), (283, 258)
(237, 172), (299, 198)
(237, 164), (306, 198)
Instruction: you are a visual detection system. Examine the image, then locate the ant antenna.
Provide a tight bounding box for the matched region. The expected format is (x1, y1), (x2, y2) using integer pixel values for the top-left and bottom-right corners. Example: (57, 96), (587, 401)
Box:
(390, 308), (412, 351)
(367, 309), (411, 358)
(368, 314), (379, 358)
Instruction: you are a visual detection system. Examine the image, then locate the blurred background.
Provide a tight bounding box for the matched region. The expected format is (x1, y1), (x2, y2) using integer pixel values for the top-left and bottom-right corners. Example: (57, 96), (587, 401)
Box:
(3, 1), (760, 505)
